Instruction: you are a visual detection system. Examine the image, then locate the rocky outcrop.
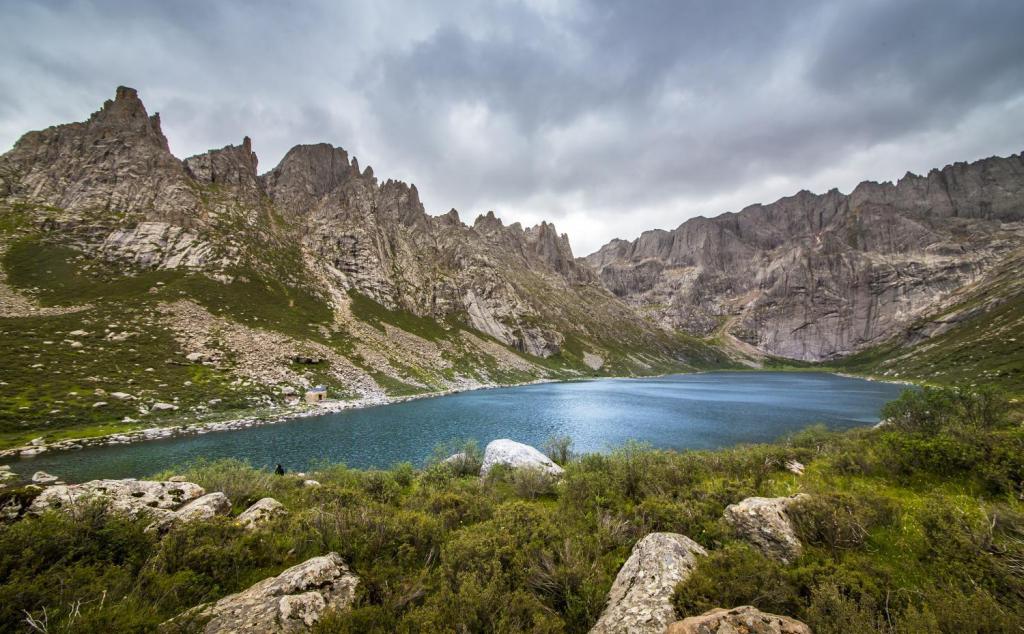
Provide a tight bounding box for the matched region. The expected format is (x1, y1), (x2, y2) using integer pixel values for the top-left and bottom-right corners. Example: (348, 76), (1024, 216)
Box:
(29, 479), (205, 520)
(665, 606), (812, 634)
(237, 497), (288, 530)
(585, 152), (1024, 361)
(165, 553), (359, 633)
(589, 532), (707, 634)
(0, 86), (201, 225)
(480, 439), (565, 477)
(175, 492), (232, 522)
(723, 495), (808, 563)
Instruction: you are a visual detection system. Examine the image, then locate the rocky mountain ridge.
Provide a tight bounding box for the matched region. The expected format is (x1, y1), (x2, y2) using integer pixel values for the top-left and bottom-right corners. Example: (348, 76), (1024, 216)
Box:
(0, 87), (725, 445)
(585, 152), (1024, 361)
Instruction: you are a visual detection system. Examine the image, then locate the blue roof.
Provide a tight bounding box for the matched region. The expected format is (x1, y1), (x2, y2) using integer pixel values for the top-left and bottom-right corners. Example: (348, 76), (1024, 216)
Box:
(309, 386), (327, 392)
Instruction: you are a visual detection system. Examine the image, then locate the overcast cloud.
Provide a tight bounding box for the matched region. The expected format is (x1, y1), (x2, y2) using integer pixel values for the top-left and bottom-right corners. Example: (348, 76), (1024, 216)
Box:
(2, 0), (1023, 254)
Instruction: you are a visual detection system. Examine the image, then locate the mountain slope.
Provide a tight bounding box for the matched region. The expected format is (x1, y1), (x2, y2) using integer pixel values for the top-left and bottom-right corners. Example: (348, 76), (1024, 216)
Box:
(827, 247), (1024, 393)
(585, 153), (1024, 363)
(0, 87), (730, 447)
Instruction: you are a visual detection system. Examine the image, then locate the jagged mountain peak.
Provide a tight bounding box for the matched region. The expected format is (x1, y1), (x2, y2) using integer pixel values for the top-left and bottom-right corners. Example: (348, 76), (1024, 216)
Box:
(184, 136), (259, 187)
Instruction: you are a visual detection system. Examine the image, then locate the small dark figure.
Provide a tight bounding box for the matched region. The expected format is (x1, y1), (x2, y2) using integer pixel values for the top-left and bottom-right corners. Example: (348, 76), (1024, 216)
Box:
(274, 463), (285, 476)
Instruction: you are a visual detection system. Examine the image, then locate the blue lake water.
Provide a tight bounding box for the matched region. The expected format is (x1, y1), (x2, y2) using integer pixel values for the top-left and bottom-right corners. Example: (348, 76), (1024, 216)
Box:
(4, 372), (907, 482)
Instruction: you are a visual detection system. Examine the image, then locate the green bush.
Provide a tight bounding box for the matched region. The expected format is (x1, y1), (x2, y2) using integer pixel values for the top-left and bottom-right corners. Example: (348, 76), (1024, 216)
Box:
(789, 493), (897, 556)
(881, 385), (1010, 435)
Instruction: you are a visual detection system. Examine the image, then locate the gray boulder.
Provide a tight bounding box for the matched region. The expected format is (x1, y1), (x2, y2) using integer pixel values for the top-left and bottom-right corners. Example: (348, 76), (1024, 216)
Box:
(236, 497), (288, 530)
(589, 532), (707, 634)
(29, 479), (205, 519)
(723, 494), (808, 563)
(480, 439), (564, 478)
(665, 606), (812, 634)
(175, 492), (232, 522)
(165, 553), (359, 633)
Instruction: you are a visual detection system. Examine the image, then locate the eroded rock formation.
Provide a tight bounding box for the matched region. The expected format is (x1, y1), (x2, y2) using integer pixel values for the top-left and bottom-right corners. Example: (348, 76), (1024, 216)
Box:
(590, 532), (708, 634)
(585, 154), (1024, 361)
(723, 495), (808, 563)
(164, 553), (359, 633)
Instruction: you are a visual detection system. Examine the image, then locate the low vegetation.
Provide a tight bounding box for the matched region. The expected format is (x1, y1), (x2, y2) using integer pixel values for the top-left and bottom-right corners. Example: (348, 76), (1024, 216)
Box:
(0, 385), (1021, 632)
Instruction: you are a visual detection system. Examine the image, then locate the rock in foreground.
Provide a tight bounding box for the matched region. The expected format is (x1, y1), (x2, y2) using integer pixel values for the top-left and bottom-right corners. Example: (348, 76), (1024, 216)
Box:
(237, 497), (288, 530)
(666, 606), (812, 634)
(589, 532), (707, 633)
(723, 495), (808, 563)
(29, 479), (205, 519)
(165, 553), (359, 633)
(480, 439), (564, 477)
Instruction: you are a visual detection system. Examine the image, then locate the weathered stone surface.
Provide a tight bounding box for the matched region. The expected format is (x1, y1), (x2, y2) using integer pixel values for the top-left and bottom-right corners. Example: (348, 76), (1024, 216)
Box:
(237, 497), (288, 530)
(665, 606), (812, 634)
(175, 492), (231, 523)
(480, 439), (564, 477)
(29, 479), (205, 518)
(589, 532), (708, 634)
(723, 495), (808, 563)
(585, 153), (1024, 362)
(31, 471), (57, 484)
(166, 553), (359, 633)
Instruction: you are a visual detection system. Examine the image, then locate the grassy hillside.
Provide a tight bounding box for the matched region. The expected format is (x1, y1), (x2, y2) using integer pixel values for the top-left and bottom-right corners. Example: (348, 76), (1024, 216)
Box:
(0, 385), (1020, 632)
(0, 225), (733, 449)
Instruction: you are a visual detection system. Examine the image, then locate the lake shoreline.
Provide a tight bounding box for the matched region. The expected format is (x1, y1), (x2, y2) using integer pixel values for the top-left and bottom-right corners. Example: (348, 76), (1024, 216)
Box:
(0, 376), (569, 462)
(0, 368), (913, 470)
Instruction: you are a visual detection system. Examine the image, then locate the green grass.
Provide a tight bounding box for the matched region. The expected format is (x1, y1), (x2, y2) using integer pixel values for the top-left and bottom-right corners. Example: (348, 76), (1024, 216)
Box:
(0, 385), (1020, 632)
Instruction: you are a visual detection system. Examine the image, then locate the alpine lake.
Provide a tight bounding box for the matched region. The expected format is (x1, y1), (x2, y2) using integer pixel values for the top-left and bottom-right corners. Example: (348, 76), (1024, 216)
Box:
(6, 371), (907, 482)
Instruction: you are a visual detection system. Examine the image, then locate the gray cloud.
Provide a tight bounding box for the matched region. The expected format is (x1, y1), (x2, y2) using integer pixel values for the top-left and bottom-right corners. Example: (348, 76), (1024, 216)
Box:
(1, 0), (1022, 254)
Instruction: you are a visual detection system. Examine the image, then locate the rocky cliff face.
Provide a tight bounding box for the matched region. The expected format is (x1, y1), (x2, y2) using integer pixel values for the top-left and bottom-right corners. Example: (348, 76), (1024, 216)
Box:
(0, 87), (725, 437)
(585, 154), (1024, 361)
(261, 144), (608, 358)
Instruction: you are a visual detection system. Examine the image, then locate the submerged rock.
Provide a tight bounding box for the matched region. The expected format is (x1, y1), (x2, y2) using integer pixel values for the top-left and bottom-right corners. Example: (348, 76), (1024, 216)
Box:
(480, 439), (564, 477)
(31, 471), (58, 484)
(590, 532), (707, 633)
(237, 497), (288, 530)
(723, 494), (808, 563)
(666, 606), (812, 634)
(164, 553), (359, 633)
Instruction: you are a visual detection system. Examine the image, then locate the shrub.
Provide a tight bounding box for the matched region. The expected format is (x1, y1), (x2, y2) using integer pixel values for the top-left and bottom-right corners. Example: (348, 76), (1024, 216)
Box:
(789, 493), (897, 556)
(672, 543), (800, 617)
(543, 435), (575, 465)
(428, 438), (484, 476)
(881, 385), (1010, 435)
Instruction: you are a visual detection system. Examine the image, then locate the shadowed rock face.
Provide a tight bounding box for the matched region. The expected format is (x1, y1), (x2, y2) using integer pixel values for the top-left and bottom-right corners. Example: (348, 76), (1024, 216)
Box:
(585, 153), (1024, 361)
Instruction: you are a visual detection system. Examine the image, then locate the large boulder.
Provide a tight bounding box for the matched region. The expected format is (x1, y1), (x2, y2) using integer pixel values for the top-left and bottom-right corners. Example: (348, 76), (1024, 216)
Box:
(589, 533), (707, 634)
(29, 479), (205, 519)
(666, 606), (812, 634)
(237, 497), (288, 530)
(165, 553), (359, 633)
(723, 495), (808, 564)
(480, 439), (564, 477)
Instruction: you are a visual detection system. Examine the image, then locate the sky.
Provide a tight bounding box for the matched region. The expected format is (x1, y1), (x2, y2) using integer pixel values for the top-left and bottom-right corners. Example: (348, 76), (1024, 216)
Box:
(2, 1), (1023, 255)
